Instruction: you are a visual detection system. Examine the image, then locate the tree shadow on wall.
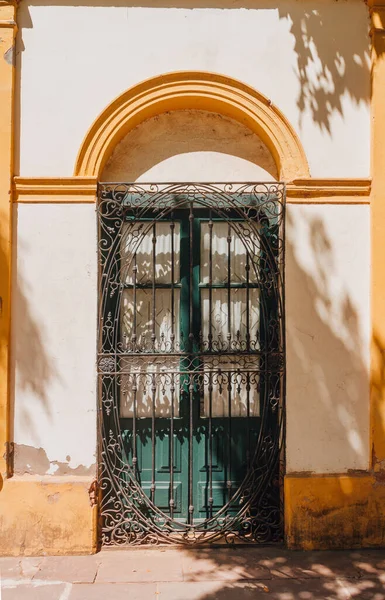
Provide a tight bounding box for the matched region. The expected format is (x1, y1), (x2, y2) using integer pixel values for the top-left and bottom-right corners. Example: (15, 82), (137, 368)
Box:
(277, 1), (370, 134)
(17, 0), (371, 139)
(3, 207), (61, 475)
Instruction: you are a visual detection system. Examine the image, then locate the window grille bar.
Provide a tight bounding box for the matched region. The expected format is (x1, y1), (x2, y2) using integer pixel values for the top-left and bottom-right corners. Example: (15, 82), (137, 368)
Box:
(189, 203), (194, 354)
(227, 224), (231, 349)
(246, 252), (250, 352)
(189, 379), (194, 526)
(152, 224), (156, 351)
(246, 372), (251, 468)
(132, 374), (138, 472)
(151, 372), (156, 503)
(171, 218), (175, 352)
(188, 202), (194, 526)
(169, 372), (175, 518)
(208, 213), (213, 352)
(227, 369), (232, 503)
(208, 370), (213, 518)
(170, 217), (175, 516)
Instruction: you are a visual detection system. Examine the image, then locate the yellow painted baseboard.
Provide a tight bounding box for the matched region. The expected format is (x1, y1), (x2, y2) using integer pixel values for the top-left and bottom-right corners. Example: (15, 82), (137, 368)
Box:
(2, 472), (385, 554)
(0, 475), (97, 556)
(285, 473), (385, 550)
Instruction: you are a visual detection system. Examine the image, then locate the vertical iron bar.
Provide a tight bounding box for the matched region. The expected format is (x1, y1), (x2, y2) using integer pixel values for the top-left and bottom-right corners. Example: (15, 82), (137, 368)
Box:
(189, 376), (194, 525)
(170, 218), (175, 517)
(227, 224), (231, 350)
(246, 252), (250, 352)
(188, 202), (194, 525)
(208, 213), (213, 351)
(132, 252), (137, 350)
(189, 204), (194, 354)
(246, 372), (251, 468)
(208, 370), (213, 518)
(169, 371), (175, 518)
(132, 373), (137, 473)
(170, 218), (175, 352)
(227, 370), (232, 502)
(227, 225), (232, 505)
(151, 372), (156, 504)
(152, 224), (156, 351)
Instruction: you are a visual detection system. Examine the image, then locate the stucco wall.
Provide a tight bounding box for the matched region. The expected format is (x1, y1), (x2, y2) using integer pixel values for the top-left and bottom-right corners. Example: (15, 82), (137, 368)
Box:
(286, 204), (370, 473)
(11, 204), (97, 476)
(16, 0), (370, 178)
(11, 0), (372, 478)
(11, 111), (370, 476)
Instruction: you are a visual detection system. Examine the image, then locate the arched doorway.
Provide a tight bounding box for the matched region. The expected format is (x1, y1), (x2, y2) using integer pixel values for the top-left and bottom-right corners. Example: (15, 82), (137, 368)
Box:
(76, 71), (306, 545)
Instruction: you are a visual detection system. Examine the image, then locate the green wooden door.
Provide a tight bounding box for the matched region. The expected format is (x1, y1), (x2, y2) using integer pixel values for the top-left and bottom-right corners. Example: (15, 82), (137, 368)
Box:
(120, 211), (262, 522)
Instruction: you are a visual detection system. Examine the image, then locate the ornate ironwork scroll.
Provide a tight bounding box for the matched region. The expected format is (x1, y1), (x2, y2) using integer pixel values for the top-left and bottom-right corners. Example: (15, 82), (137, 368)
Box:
(97, 182), (286, 546)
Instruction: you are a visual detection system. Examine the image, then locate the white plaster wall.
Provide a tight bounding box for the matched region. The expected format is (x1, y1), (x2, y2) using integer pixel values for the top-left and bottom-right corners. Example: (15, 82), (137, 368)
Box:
(11, 111), (371, 476)
(11, 204), (97, 475)
(16, 0), (370, 178)
(286, 204), (370, 473)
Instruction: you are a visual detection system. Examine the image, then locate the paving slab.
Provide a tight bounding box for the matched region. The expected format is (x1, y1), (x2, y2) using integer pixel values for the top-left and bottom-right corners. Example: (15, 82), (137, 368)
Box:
(68, 582), (157, 599)
(1, 547), (385, 599)
(348, 549), (385, 578)
(96, 549), (184, 583)
(157, 579), (350, 600)
(0, 557), (42, 580)
(156, 580), (225, 600)
(34, 554), (101, 583)
(181, 548), (272, 582)
(338, 577), (385, 599)
(258, 548), (364, 579)
(2, 583), (68, 600)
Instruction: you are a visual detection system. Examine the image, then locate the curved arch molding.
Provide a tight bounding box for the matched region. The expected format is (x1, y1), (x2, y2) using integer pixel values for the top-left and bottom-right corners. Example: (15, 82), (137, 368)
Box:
(74, 71), (310, 181)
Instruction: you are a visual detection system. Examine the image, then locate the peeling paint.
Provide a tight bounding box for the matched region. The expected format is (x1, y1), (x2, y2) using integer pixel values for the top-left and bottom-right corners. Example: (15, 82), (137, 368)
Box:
(14, 444), (96, 477)
(4, 45), (15, 67)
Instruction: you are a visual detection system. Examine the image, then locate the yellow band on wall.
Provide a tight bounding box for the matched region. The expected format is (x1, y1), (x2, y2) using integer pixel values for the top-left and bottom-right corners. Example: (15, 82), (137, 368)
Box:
(0, 0), (17, 480)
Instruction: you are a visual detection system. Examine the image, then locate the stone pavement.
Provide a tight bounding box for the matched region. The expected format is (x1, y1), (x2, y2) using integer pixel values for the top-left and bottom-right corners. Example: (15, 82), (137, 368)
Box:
(1, 547), (385, 599)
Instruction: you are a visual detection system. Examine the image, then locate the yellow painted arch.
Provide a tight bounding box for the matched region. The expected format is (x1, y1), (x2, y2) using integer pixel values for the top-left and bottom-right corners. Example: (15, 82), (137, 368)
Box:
(75, 71), (310, 181)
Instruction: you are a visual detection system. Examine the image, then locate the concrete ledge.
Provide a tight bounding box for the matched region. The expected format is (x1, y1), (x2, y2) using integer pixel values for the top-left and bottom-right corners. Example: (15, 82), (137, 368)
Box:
(0, 475), (97, 556)
(285, 473), (385, 550)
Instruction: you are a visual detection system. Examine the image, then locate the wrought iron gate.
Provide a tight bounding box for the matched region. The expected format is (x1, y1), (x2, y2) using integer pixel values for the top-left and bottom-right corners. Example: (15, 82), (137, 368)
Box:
(97, 182), (285, 546)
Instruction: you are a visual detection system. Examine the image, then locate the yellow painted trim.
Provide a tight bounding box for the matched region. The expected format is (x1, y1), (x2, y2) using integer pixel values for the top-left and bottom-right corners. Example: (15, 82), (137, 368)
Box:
(0, 475), (97, 556)
(14, 177), (98, 203)
(75, 71), (310, 181)
(286, 178), (371, 203)
(285, 474), (385, 550)
(370, 3), (385, 471)
(13, 176), (370, 205)
(0, 1), (17, 479)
